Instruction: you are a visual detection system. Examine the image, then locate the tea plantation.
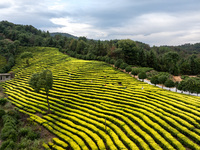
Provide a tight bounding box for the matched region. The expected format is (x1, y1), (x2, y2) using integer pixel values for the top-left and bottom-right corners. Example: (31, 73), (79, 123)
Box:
(2, 47), (200, 150)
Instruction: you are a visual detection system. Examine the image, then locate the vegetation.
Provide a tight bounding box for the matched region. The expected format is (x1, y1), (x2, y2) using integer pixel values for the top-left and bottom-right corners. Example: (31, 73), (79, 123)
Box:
(0, 21), (200, 76)
(138, 72), (147, 81)
(29, 69), (53, 113)
(2, 47), (200, 149)
(1, 21), (200, 150)
(20, 52), (33, 66)
(0, 100), (45, 150)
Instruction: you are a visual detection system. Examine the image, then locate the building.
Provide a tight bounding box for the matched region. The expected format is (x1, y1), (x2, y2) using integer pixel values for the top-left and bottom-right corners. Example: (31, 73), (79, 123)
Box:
(0, 73), (14, 82)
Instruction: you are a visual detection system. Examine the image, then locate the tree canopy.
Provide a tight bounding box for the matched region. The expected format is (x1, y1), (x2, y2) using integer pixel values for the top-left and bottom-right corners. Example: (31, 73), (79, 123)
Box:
(29, 70), (53, 112)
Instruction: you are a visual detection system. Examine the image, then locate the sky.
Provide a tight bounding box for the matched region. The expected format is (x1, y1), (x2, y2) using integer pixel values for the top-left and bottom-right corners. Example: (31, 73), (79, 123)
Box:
(0, 0), (200, 46)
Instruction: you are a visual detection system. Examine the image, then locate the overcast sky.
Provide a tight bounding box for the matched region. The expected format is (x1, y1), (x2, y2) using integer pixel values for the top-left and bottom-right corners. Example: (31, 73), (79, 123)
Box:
(0, 0), (200, 46)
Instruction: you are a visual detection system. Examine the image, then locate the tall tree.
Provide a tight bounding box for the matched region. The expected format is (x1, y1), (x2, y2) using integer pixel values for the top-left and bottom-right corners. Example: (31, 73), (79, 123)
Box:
(138, 48), (146, 66)
(29, 70), (53, 113)
(146, 50), (157, 69)
(164, 79), (175, 91)
(150, 76), (159, 86)
(138, 72), (147, 82)
(20, 52), (33, 66)
(158, 75), (168, 88)
(118, 39), (138, 64)
(163, 52), (179, 75)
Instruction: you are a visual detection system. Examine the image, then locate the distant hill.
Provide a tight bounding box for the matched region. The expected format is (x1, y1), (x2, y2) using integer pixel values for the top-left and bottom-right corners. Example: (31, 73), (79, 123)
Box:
(50, 32), (79, 39)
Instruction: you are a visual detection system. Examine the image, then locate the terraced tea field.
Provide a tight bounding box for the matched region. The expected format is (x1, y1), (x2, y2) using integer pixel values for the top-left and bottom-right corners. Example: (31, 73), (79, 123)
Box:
(2, 47), (200, 150)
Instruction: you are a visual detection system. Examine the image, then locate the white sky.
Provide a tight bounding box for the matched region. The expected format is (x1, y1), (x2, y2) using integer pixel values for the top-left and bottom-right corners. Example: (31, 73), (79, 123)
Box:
(0, 0), (200, 46)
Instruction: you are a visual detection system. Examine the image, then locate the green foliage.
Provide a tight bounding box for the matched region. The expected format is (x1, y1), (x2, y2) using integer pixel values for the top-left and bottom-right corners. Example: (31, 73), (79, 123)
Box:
(114, 59), (123, 68)
(0, 139), (15, 150)
(118, 39), (138, 64)
(131, 68), (139, 76)
(136, 67), (154, 73)
(158, 75), (168, 88)
(1, 115), (17, 142)
(29, 69), (53, 112)
(26, 131), (40, 140)
(0, 55), (6, 70)
(150, 76), (159, 86)
(125, 66), (132, 72)
(105, 57), (110, 63)
(7, 110), (20, 120)
(0, 98), (7, 106)
(138, 72), (147, 81)
(19, 127), (31, 137)
(178, 77), (200, 94)
(20, 52), (33, 66)
(110, 59), (115, 65)
(164, 79), (175, 89)
(119, 62), (128, 69)
(0, 108), (5, 119)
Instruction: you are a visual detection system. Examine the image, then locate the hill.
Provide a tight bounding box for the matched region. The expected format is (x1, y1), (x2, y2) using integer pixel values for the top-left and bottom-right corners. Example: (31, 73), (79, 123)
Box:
(0, 21), (200, 76)
(50, 32), (78, 39)
(2, 46), (200, 150)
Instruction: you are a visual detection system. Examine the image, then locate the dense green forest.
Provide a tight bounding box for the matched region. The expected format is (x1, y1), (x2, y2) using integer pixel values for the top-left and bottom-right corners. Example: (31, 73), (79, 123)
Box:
(0, 20), (200, 76)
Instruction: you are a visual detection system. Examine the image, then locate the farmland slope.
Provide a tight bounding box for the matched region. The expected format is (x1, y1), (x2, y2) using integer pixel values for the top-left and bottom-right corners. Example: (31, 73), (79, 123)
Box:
(2, 47), (200, 150)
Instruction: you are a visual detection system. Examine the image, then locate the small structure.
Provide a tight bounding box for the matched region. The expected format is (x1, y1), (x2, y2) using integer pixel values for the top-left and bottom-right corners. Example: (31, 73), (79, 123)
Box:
(0, 72), (14, 82)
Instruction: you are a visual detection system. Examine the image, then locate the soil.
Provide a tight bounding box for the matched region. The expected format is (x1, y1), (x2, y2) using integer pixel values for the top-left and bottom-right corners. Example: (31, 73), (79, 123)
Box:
(172, 76), (182, 82)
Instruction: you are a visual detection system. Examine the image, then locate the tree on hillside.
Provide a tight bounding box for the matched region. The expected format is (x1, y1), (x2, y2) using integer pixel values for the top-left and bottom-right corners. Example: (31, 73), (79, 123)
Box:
(138, 72), (147, 82)
(146, 50), (157, 69)
(150, 76), (159, 86)
(118, 39), (138, 64)
(189, 55), (200, 75)
(76, 40), (87, 54)
(138, 48), (146, 67)
(29, 70), (53, 113)
(183, 77), (197, 94)
(179, 60), (191, 75)
(131, 68), (139, 77)
(125, 66), (132, 73)
(158, 75), (168, 88)
(20, 52), (33, 66)
(114, 59), (123, 68)
(164, 52), (179, 75)
(164, 79), (175, 91)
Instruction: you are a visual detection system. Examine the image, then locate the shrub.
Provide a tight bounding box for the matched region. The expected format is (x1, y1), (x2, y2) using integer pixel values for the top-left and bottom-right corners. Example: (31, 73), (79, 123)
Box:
(158, 75), (168, 88)
(150, 76), (159, 86)
(131, 68), (140, 77)
(110, 59), (115, 65)
(0, 108), (6, 119)
(0, 98), (7, 106)
(114, 59), (123, 68)
(138, 72), (147, 81)
(164, 79), (175, 90)
(17, 137), (32, 149)
(7, 110), (20, 120)
(26, 131), (40, 140)
(97, 56), (102, 61)
(1, 126), (17, 141)
(125, 66), (132, 73)
(19, 127), (31, 137)
(119, 63), (128, 69)
(0, 140), (15, 150)
(105, 57), (110, 63)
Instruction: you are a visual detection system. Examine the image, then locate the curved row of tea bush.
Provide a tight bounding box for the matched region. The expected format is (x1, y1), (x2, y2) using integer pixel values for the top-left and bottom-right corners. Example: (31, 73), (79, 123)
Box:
(3, 47), (200, 150)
